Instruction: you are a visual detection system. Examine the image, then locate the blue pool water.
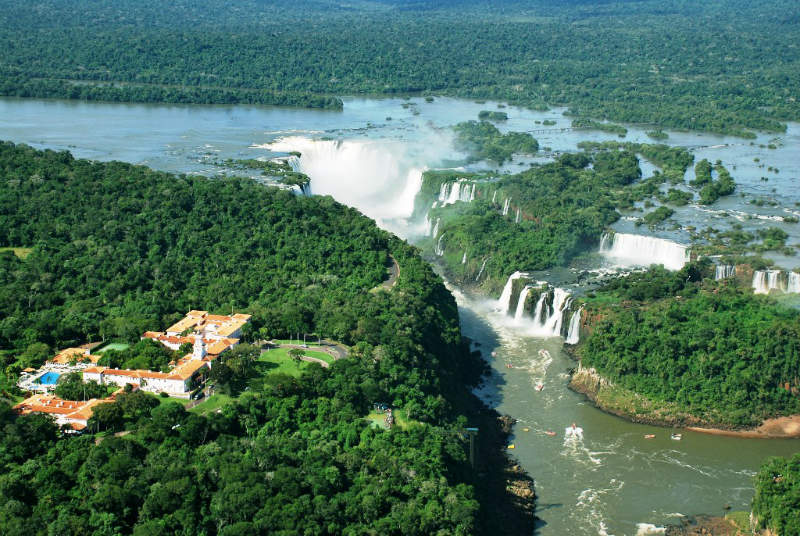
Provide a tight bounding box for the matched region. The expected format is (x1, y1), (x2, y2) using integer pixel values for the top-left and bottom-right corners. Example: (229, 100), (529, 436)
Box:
(36, 372), (61, 385)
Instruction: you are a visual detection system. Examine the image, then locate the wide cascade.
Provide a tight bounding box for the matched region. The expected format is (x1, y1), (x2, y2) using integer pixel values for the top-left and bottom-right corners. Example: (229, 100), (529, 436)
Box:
(500, 274), (578, 338)
(268, 136), (425, 228)
(715, 265), (736, 280)
(599, 232), (689, 271)
(438, 179), (476, 206)
(530, 287), (573, 337)
(752, 270), (800, 294)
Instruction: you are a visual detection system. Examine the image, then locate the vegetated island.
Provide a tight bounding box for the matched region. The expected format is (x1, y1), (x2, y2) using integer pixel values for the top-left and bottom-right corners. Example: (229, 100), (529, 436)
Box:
(569, 260), (800, 434)
(0, 0), (798, 135)
(0, 142), (536, 535)
(415, 141), (703, 291)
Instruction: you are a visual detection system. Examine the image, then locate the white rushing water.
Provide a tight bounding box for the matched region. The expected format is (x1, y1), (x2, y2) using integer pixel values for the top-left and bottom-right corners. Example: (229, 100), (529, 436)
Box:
(599, 232), (689, 271)
(752, 269), (800, 294)
(498, 271), (528, 313)
(789, 272), (800, 293)
(438, 179), (476, 206)
(514, 285), (533, 323)
(565, 306), (584, 345)
(435, 233), (446, 256)
(714, 265), (736, 280)
(475, 258), (488, 282)
(502, 197), (511, 216)
(532, 287), (572, 337)
(269, 136), (429, 233)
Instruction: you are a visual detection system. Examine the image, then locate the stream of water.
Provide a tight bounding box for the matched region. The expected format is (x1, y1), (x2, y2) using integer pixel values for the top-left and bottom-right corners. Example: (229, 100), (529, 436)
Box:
(2, 95), (799, 535)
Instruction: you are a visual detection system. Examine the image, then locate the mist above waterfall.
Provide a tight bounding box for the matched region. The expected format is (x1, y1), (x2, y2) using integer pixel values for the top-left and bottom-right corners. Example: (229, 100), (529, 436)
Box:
(267, 132), (455, 237)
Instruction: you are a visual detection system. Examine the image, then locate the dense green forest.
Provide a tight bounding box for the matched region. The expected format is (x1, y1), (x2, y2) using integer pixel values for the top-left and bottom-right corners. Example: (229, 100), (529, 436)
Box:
(417, 144), (695, 289)
(0, 142), (535, 534)
(753, 453), (800, 535)
(577, 262), (800, 427)
(0, 0), (798, 134)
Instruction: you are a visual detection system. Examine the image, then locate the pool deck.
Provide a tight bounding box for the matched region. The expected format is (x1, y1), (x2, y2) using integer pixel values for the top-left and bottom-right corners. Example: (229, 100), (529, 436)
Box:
(17, 362), (93, 393)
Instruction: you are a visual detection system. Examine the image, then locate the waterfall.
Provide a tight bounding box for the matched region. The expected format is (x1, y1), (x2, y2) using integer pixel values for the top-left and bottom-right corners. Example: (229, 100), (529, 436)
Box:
(492, 190), (497, 204)
(267, 137), (424, 226)
(435, 233), (446, 256)
(431, 217), (440, 238)
(515, 208), (521, 224)
(715, 265), (736, 280)
(514, 286), (533, 322)
(753, 270), (788, 294)
(531, 288), (573, 337)
(462, 251), (467, 264)
(476, 258), (488, 282)
(599, 232), (689, 271)
(438, 179), (475, 206)
(789, 272), (800, 293)
(565, 307), (583, 345)
(498, 271), (527, 313)
(502, 198), (511, 216)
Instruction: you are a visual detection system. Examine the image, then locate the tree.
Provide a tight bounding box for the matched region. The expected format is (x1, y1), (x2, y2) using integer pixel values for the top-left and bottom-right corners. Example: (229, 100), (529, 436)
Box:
(89, 402), (124, 432)
(54, 372), (107, 401)
(288, 349), (304, 366)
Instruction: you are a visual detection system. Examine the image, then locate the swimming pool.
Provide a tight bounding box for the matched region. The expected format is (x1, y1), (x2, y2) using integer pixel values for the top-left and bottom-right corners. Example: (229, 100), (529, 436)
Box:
(36, 372), (61, 385)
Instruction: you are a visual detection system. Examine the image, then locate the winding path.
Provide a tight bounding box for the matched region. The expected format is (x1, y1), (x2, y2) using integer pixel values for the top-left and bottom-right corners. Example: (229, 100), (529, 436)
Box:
(372, 255), (399, 292)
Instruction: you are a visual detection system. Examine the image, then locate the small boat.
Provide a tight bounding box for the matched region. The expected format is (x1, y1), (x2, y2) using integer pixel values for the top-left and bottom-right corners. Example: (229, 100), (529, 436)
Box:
(491, 351), (497, 358)
(506, 363), (513, 369)
(522, 427), (530, 432)
(644, 434), (656, 439)
(670, 433), (682, 441)
(507, 444), (515, 449)
(545, 431), (556, 436)
(535, 383), (544, 391)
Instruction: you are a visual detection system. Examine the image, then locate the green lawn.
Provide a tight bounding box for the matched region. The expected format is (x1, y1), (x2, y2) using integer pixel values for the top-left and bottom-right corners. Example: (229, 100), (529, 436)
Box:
(255, 348), (313, 377)
(96, 342), (131, 353)
(0, 247), (32, 259)
(189, 393), (234, 415)
(260, 347), (335, 367)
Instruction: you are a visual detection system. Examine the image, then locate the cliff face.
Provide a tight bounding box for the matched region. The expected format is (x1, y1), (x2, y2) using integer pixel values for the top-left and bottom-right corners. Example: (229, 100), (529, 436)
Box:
(568, 363), (710, 428)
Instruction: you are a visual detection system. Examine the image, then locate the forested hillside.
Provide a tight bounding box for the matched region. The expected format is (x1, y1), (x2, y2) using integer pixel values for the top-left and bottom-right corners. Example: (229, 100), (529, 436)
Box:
(0, 142), (535, 534)
(576, 264), (800, 427)
(1, 0), (798, 134)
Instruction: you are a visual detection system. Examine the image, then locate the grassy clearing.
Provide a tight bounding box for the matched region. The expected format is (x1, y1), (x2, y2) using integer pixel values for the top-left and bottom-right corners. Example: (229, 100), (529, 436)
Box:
(365, 409), (421, 431)
(189, 393), (235, 415)
(97, 342), (131, 353)
(0, 247), (32, 259)
(256, 348), (312, 377)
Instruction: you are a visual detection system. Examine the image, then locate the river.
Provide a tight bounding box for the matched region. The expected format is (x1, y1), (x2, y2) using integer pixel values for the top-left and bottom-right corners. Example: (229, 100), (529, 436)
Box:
(2, 96), (799, 535)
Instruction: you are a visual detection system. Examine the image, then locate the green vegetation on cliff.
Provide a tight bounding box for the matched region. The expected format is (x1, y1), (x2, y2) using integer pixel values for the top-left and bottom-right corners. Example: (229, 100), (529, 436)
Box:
(0, 142), (533, 535)
(578, 263), (800, 427)
(0, 0), (798, 134)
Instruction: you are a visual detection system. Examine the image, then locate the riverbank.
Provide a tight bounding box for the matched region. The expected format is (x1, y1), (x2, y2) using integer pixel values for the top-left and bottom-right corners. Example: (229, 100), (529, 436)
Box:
(569, 364), (800, 438)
